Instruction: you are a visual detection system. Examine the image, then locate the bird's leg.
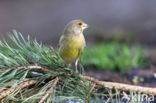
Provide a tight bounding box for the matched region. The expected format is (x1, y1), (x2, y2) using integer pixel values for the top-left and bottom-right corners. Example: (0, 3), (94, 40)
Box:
(75, 59), (79, 73)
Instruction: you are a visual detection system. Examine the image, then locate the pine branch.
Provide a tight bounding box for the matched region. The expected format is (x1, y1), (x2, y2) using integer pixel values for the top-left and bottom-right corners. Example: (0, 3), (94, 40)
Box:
(2, 65), (55, 73)
(10, 65), (155, 95)
(82, 75), (156, 95)
(2, 64), (156, 96)
(0, 80), (37, 99)
(0, 30), (155, 102)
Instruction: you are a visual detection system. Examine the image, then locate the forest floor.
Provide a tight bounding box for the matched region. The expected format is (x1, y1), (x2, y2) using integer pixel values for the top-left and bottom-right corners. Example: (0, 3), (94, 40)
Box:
(85, 64), (156, 87)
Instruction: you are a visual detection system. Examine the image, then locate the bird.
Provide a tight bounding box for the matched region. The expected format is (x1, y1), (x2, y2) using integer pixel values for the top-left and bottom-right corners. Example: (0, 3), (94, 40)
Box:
(59, 20), (88, 72)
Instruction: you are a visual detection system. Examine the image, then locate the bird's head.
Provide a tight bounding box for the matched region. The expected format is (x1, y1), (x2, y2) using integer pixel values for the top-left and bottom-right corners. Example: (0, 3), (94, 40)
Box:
(64, 20), (88, 35)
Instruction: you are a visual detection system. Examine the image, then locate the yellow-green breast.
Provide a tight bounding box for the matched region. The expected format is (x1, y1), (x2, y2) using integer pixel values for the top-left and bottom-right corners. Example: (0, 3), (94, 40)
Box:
(59, 35), (86, 63)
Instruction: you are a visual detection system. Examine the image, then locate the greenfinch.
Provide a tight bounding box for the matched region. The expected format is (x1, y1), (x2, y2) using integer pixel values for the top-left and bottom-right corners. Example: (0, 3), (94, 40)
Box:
(59, 20), (88, 72)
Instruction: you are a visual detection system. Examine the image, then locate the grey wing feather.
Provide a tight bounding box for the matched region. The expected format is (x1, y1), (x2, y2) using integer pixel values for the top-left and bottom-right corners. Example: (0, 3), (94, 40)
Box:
(59, 35), (65, 47)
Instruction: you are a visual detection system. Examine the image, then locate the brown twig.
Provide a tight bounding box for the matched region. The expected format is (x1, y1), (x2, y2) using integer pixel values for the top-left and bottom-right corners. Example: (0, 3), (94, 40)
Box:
(0, 65), (70, 76)
(13, 65), (55, 73)
(81, 75), (156, 95)
(38, 77), (59, 103)
(0, 80), (37, 100)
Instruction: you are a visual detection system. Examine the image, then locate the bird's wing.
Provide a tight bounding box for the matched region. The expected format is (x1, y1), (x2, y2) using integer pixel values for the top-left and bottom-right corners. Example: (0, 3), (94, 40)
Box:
(58, 35), (65, 47)
(77, 47), (84, 59)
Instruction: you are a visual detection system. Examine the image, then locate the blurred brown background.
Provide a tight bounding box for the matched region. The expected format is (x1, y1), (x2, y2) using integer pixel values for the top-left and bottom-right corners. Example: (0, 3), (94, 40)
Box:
(0, 0), (156, 46)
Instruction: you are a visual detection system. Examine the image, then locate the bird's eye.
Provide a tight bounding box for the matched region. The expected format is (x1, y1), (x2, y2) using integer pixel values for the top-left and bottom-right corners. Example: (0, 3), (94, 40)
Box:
(78, 22), (82, 25)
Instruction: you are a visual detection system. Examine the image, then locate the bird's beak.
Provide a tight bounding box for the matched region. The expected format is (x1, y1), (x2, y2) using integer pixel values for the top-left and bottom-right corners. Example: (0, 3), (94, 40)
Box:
(86, 24), (89, 28)
(82, 23), (89, 29)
